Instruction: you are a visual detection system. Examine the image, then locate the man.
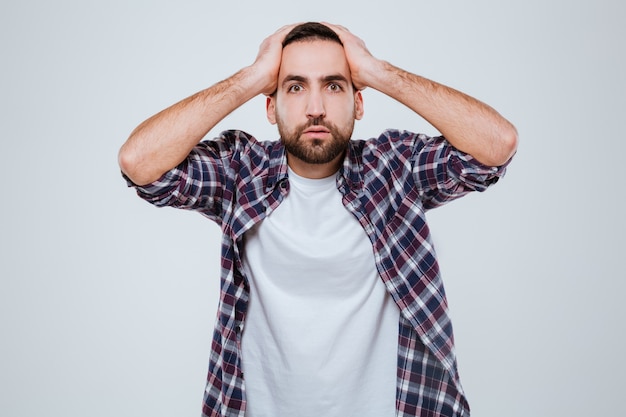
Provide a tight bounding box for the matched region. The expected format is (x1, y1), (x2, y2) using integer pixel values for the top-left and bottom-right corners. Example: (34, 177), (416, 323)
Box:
(119, 22), (517, 417)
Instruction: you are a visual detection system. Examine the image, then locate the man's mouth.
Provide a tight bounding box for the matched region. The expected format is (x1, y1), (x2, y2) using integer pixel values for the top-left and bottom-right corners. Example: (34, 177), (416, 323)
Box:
(302, 126), (331, 140)
(303, 126), (330, 134)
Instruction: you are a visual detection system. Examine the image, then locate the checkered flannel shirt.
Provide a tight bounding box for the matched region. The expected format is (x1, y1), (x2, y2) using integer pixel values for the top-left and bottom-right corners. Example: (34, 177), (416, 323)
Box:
(127, 128), (508, 416)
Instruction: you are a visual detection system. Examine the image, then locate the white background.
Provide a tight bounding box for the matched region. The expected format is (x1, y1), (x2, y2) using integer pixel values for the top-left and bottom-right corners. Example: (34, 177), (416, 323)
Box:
(1, 1), (624, 416)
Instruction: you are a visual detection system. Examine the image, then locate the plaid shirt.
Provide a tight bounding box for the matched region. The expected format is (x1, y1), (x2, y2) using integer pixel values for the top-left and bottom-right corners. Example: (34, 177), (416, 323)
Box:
(128, 129), (508, 417)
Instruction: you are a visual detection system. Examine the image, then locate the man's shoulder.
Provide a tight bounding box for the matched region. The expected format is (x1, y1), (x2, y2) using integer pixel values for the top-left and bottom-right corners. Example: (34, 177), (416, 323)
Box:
(197, 130), (284, 163)
(215, 129), (280, 150)
(205, 131), (286, 182)
(355, 129), (431, 145)
(351, 129), (429, 155)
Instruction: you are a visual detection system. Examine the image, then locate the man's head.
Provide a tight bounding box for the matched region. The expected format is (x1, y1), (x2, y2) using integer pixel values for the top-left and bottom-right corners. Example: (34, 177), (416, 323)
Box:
(281, 21), (343, 48)
(266, 22), (364, 177)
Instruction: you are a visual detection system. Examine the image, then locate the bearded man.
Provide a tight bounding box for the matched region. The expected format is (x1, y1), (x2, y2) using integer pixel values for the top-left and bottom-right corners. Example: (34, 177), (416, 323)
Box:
(119, 22), (517, 417)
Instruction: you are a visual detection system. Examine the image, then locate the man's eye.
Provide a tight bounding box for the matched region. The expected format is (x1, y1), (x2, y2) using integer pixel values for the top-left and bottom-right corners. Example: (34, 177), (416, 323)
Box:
(328, 83), (342, 92)
(288, 85), (302, 93)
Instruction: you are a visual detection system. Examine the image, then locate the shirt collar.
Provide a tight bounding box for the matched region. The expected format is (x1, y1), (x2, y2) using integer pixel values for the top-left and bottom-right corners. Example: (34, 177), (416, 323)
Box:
(266, 140), (289, 192)
(268, 140), (364, 192)
(340, 140), (364, 192)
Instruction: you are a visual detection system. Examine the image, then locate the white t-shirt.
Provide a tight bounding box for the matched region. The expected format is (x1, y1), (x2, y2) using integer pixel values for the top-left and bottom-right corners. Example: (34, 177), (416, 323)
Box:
(241, 168), (399, 417)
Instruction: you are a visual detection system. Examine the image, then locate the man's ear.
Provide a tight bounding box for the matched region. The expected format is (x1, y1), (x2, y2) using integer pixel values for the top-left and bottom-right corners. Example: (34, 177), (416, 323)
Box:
(354, 90), (364, 120)
(266, 96), (277, 125)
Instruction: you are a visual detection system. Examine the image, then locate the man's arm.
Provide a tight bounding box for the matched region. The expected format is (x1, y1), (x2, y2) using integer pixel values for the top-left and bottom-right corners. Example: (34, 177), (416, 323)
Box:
(325, 23), (518, 167)
(118, 25), (296, 186)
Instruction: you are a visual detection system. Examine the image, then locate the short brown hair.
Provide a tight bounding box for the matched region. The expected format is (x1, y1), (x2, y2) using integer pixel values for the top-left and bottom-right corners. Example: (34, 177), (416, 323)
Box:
(282, 22), (342, 48)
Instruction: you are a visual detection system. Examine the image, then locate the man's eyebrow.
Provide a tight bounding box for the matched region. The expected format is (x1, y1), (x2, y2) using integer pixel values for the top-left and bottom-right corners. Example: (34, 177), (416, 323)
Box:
(281, 74), (350, 88)
(321, 74), (349, 84)
(281, 75), (308, 88)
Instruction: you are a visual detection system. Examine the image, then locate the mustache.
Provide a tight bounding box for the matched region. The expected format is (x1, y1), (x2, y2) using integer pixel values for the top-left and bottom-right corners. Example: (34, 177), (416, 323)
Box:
(310, 117), (325, 127)
(298, 118), (332, 132)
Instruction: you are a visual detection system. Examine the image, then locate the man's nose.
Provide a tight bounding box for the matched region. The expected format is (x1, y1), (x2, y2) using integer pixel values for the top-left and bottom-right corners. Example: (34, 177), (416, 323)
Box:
(305, 91), (326, 119)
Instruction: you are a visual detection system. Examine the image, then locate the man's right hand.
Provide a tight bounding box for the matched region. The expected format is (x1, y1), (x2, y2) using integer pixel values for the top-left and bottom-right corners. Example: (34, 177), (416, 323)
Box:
(118, 24), (297, 186)
(251, 24), (298, 96)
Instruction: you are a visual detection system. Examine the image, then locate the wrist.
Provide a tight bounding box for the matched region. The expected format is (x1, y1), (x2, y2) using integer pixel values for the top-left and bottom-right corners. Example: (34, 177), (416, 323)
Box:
(360, 59), (393, 91)
(243, 62), (278, 97)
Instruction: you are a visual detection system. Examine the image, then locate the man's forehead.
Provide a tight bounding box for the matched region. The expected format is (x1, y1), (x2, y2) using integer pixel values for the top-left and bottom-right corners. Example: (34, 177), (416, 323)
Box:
(279, 40), (350, 80)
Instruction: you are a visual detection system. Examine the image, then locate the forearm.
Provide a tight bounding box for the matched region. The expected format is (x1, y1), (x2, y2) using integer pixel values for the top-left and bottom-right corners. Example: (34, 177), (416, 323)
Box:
(118, 66), (267, 185)
(366, 61), (518, 166)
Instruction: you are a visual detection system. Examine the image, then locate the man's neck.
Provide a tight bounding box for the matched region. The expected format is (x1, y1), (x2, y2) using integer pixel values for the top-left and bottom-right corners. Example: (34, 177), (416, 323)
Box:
(286, 152), (344, 179)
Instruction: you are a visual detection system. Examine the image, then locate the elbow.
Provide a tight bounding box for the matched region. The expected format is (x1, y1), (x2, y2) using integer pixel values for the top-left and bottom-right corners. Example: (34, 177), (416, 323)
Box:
(500, 123), (519, 164)
(118, 144), (137, 181)
(118, 143), (152, 186)
(487, 123), (519, 167)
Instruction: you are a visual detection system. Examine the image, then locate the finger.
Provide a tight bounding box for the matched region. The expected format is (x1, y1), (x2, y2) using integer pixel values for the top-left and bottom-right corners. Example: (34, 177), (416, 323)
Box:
(274, 22), (300, 38)
(321, 22), (350, 34)
(320, 21), (343, 30)
(259, 23), (295, 48)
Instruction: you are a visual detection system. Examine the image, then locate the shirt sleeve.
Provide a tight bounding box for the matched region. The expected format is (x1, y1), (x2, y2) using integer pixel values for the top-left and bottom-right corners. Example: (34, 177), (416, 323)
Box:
(410, 133), (511, 210)
(122, 135), (234, 220)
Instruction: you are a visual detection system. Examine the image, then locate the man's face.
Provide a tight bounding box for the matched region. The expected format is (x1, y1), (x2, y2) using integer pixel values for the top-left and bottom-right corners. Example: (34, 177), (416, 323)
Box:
(267, 39), (364, 172)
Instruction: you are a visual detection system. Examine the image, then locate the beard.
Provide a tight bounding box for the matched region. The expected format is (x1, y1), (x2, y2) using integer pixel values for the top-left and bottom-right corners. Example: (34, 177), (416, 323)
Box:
(277, 116), (354, 165)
